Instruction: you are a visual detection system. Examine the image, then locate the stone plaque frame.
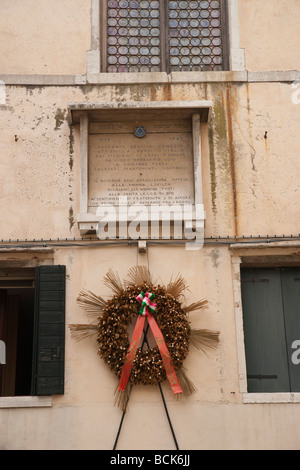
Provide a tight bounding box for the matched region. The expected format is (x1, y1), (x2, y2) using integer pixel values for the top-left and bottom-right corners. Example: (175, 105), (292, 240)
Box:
(68, 101), (212, 238)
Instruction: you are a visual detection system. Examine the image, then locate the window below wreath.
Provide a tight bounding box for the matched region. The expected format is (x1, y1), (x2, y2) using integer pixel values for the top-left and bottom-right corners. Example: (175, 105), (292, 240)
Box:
(0, 266), (66, 397)
(241, 267), (300, 394)
(101, 0), (229, 73)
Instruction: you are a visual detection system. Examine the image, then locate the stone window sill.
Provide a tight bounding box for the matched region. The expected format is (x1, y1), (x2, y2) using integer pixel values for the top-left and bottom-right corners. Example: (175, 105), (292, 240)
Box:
(243, 393), (300, 404)
(86, 70), (248, 85)
(0, 396), (52, 408)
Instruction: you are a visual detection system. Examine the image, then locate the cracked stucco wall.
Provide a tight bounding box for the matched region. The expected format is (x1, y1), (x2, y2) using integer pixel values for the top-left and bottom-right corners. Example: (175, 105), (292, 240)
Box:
(239, 0), (300, 72)
(0, 81), (299, 241)
(0, 0), (91, 75)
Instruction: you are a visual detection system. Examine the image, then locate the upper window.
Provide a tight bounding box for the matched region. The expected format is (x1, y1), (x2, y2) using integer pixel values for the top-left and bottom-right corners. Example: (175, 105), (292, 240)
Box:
(101, 0), (229, 73)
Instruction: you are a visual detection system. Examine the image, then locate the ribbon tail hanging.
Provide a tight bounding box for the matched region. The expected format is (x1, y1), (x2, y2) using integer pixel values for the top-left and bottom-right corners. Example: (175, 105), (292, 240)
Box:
(118, 315), (146, 392)
(147, 313), (183, 395)
(118, 291), (183, 395)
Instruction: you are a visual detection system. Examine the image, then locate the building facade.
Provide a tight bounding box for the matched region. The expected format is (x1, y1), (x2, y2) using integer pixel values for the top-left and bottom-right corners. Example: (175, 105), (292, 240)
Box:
(0, 0), (300, 450)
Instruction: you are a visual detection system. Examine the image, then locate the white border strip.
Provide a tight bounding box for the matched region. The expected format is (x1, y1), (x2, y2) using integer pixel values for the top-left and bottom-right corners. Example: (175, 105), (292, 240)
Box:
(227, 0), (245, 71)
(243, 393), (300, 404)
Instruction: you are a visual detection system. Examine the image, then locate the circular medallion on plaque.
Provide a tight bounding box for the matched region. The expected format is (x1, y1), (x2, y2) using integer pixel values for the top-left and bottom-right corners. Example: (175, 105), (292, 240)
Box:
(134, 125), (147, 138)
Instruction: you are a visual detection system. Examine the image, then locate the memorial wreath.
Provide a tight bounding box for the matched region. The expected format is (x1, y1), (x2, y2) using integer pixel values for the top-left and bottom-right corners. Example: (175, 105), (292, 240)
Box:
(69, 266), (219, 410)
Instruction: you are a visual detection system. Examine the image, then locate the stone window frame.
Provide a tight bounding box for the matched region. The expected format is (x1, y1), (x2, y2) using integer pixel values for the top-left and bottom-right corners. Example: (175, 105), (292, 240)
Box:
(86, 0), (245, 80)
(231, 242), (300, 404)
(68, 99), (212, 237)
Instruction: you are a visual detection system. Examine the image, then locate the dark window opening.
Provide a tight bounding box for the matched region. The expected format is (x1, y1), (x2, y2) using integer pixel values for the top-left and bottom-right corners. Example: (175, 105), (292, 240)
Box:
(0, 279), (35, 396)
(0, 265), (66, 397)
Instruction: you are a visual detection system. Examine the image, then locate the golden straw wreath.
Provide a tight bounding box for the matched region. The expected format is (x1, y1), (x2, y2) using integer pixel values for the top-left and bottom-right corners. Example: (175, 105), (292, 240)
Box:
(69, 266), (219, 409)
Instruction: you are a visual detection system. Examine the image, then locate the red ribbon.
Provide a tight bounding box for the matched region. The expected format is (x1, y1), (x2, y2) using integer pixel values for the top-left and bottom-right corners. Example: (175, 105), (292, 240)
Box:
(118, 292), (183, 395)
(118, 315), (146, 392)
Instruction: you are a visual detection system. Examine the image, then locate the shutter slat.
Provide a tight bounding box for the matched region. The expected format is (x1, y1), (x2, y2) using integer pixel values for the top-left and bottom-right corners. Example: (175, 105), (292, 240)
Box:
(32, 265), (65, 396)
(39, 325), (64, 336)
(36, 377), (64, 395)
(39, 300), (65, 310)
(37, 363), (63, 376)
(35, 337), (63, 348)
(39, 281), (65, 290)
(39, 312), (65, 324)
(39, 292), (65, 301)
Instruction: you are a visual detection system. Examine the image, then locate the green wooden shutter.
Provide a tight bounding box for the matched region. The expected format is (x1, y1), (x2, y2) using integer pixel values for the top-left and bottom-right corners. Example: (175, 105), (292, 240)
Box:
(241, 268), (290, 393)
(31, 265), (66, 395)
(280, 268), (300, 392)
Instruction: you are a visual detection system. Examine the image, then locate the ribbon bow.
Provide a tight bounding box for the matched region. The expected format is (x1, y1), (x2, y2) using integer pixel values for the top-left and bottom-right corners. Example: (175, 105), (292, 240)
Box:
(136, 292), (157, 316)
(118, 291), (183, 395)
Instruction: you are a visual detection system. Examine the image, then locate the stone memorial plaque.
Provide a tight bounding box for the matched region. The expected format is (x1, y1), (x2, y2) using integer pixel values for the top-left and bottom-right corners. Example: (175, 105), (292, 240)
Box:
(88, 121), (194, 209)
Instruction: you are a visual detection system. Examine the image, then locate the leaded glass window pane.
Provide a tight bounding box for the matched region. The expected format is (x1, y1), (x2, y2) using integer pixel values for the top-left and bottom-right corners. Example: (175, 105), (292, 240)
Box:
(103, 0), (227, 73)
(106, 0), (162, 72)
(168, 0), (225, 71)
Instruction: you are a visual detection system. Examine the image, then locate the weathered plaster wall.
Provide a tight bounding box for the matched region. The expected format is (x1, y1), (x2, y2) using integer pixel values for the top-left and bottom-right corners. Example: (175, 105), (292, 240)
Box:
(205, 81), (300, 237)
(0, 82), (299, 241)
(1, 0), (300, 76)
(0, 79), (300, 450)
(239, 0), (300, 72)
(0, 0), (91, 75)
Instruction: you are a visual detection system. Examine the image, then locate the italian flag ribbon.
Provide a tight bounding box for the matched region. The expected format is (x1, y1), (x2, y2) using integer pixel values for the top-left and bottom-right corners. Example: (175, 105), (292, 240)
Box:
(118, 292), (183, 395)
(136, 291), (157, 316)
